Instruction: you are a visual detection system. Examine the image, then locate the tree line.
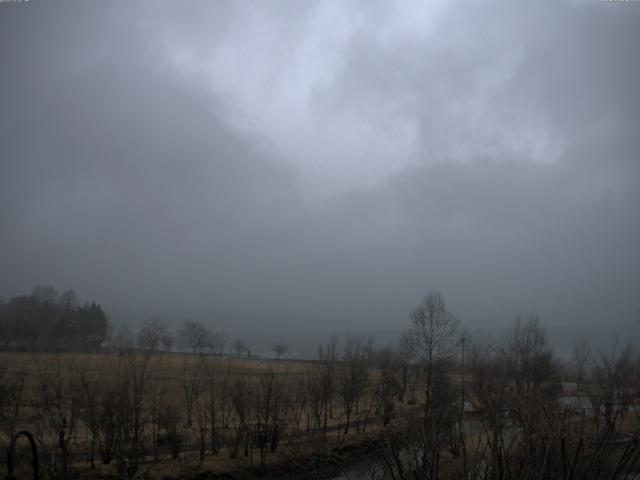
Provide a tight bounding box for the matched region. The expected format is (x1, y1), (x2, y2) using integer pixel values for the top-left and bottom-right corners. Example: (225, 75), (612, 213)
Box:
(0, 286), (110, 350)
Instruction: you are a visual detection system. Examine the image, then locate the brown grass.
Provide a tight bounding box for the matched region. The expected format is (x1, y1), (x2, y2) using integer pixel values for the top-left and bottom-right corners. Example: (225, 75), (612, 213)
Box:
(0, 350), (394, 479)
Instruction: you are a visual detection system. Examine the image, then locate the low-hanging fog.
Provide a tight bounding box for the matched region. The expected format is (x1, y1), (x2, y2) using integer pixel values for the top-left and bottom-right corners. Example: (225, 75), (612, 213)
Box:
(1, 1), (639, 344)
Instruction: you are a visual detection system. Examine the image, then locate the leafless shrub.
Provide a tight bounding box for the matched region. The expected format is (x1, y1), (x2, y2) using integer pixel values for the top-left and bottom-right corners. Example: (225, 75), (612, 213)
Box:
(592, 340), (640, 427)
(339, 335), (372, 434)
(372, 347), (401, 427)
(571, 336), (592, 386)
(0, 357), (25, 441)
(31, 353), (80, 479)
(179, 354), (206, 428)
(252, 368), (291, 465)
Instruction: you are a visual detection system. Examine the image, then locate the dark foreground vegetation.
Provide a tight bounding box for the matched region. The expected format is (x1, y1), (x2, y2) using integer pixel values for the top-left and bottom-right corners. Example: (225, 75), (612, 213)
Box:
(1, 288), (640, 479)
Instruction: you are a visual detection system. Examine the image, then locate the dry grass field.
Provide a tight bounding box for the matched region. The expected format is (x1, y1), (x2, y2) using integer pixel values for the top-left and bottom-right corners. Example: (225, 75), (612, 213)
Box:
(0, 349), (399, 479)
(2, 333), (640, 480)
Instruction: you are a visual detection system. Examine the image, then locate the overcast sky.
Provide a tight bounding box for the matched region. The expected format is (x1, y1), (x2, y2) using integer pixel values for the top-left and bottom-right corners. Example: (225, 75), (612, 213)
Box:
(1, 0), (639, 333)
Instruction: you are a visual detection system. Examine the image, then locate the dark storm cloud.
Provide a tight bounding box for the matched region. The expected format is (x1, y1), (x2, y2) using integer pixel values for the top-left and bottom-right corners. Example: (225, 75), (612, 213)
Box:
(0, 1), (301, 313)
(1, 0), (638, 333)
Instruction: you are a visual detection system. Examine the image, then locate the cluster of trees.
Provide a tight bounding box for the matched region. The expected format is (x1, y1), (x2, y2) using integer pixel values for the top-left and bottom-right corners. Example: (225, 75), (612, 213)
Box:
(0, 286), (110, 349)
(133, 319), (226, 355)
(377, 293), (640, 480)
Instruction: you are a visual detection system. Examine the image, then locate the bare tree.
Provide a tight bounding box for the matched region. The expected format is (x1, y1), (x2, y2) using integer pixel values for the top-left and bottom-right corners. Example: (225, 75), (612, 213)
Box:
(31, 353), (81, 479)
(289, 373), (308, 434)
(209, 330), (226, 355)
(592, 340), (639, 426)
(253, 368), (291, 465)
(229, 375), (251, 458)
(339, 335), (372, 434)
(109, 348), (154, 478)
(571, 336), (592, 385)
(156, 403), (183, 459)
(472, 334), (640, 480)
(502, 314), (559, 453)
(372, 347), (400, 427)
(32, 284), (59, 304)
(305, 366), (325, 434)
(58, 289), (79, 310)
(113, 324), (134, 350)
(78, 359), (108, 469)
(232, 339), (249, 357)
(202, 359), (231, 454)
(397, 332), (414, 403)
(137, 319), (170, 353)
(378, 369), (458, 480)
(0, 358), (25, 441)
(405, 292), (459, 418)
(161, 333), (174, 352)
(317, 335), (339, 436)
(178, 320), (212, 355)
(271, 342), (289, 360)
(469, 340), (512, 478)
(179, 354), (207, 428)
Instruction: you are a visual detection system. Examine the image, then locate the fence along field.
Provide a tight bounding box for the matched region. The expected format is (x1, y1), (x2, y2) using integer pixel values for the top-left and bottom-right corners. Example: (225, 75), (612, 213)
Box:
(2, 290), (640, 479)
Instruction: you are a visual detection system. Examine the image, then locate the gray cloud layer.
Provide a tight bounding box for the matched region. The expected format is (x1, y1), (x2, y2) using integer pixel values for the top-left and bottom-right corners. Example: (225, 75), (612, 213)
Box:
(1, 0), (639, 332)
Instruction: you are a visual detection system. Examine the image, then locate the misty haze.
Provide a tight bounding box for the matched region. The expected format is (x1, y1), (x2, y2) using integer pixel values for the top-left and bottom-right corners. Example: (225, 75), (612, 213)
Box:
(1, 1), (639, 479)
